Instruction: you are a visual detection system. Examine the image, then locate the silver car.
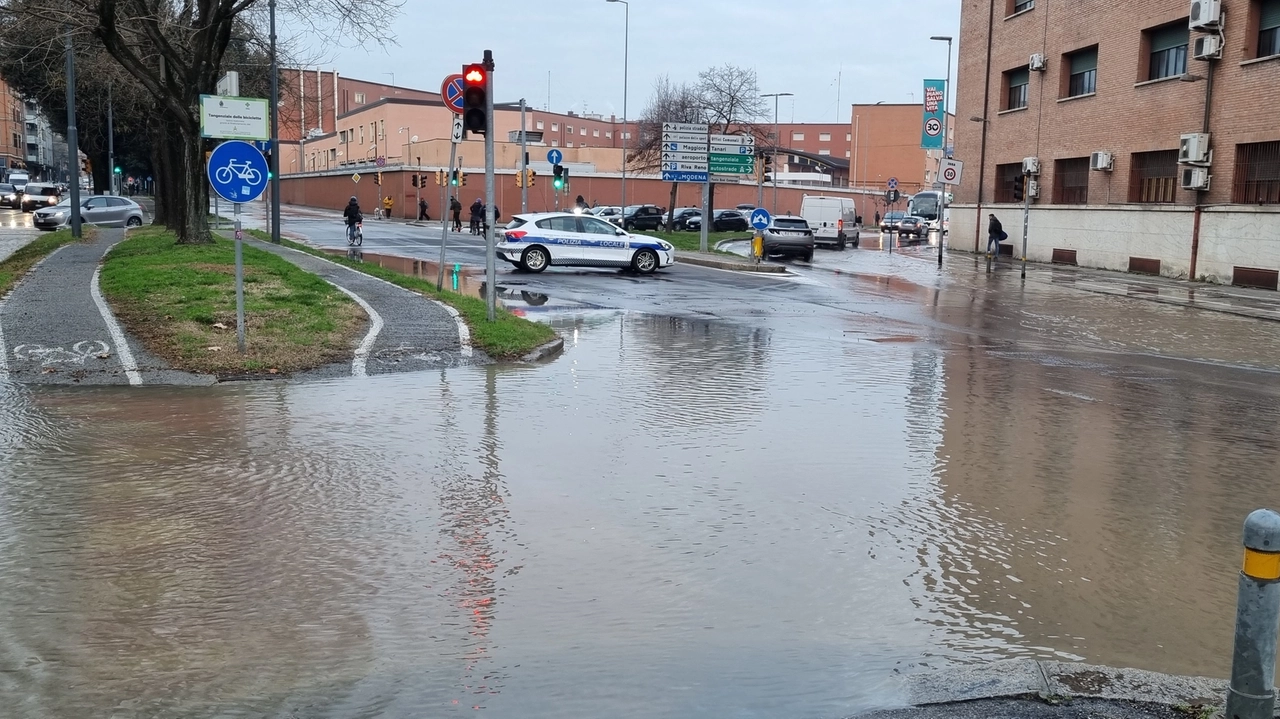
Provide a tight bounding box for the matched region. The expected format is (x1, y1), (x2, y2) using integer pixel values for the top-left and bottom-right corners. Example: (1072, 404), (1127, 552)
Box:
(33, 196), (146, 230)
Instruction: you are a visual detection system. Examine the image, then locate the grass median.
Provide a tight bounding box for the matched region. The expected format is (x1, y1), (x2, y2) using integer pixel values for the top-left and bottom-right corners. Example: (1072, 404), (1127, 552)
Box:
(248, 230), (557, 359)
(0, 227), (96, 299)
(637, 230), (748, 254)
(100, 226), (365, 375)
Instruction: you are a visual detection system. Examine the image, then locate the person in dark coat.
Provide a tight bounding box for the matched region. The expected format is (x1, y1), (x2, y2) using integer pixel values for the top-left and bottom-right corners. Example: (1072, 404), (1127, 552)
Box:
(469, 198), (484, 235)
(450, 196), (463, 232)
(418, 197), (429, 221)
(575, 195), (589, 213)
(987, 213), (1005, 257)
(342, 195), (363, 243)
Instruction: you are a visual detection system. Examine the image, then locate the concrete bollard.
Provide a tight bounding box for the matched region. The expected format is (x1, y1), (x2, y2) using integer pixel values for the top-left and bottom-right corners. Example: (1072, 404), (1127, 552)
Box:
(1226, 508), (1280, 719)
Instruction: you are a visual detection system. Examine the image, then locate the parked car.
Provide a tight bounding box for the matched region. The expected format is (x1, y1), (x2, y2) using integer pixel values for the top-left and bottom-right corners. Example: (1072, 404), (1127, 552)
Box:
(33, 196), (145, 230)
(879, 211), (906, 232)
(619, 204), (665, 231)
(800, 194), (857, 250)
(590, 206), (622, 222)
(735, 203), (756, 212)
(686, 209), (750, 233)
(895, 215), (926, 239)
(762, 216), (815, 262)
(665, 207), (701, 230)
(20, 183), (62, 212)
(0, 183), (17, 209)
(496, 212), (675, 274)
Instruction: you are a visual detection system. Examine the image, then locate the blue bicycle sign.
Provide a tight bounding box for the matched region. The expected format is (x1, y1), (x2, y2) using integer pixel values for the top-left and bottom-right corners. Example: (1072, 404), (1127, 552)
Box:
(208, 140), (269, 203)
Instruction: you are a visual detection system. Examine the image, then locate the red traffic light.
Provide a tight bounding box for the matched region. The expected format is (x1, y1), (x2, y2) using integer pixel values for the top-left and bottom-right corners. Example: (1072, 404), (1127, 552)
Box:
(463, 64), (485, 86)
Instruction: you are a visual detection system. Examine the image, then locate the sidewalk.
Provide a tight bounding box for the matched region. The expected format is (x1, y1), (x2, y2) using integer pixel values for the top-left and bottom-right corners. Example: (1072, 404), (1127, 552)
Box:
(0, 229), (210, 386)
(244, 238), (485, 374)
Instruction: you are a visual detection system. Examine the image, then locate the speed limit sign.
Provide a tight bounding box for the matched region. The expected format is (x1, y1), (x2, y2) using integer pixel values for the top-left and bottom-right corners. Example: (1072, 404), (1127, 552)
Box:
(938, 158), (964, 186)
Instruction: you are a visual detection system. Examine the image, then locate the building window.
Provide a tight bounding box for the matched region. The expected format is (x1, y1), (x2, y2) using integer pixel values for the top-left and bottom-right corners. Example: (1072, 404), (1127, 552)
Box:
(606, 131), (612, 139)
(1004, 67), (1030, 109)
(818, 149), (831, 156)
(1259, 0), (1280, 58)
(536, 121), (544, 130)
(1146, 23), (1189, 80)
(551, 123), (559, 131)
(10, 133), (16, 148)
(846, 150), (852, 158)
(1010, 0), (1034, 13)
(379, 120), (384, 140)
(566, 125), (573, 134)
(1053, 157), (1090, 204)
(329, 148), (336, 162)
(551, 140), (559, 147)
(593, 129), (600, 137)
(1128, 150), (1179, 203)
(1233, 141), (1280, 204)
(580, 128), (586, 136)
(566, 141), (573, 147)
(819, 133), (831, 142)
(995, 163), (1023, 202)
(1065, 46), (1097, 97)
(354, 92), (366, 104)
(359, 126), (364, 144)
(846, 133), (852, 141)
(624, 132), (631, 140)
(792, 132), (804, 141)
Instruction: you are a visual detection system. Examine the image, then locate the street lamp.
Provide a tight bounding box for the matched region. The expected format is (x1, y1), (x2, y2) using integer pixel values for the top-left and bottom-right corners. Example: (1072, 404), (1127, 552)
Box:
(930, 34), (952, 267)
(761, 92), (793, 214)
(607, 0), (629, 214)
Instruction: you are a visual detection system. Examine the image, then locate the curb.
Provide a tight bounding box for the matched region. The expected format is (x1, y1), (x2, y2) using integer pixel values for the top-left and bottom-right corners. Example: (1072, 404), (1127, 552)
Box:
(903, 660), (1226, 710)
(520, 336), (565, 363)
(678, 253), (788, 274)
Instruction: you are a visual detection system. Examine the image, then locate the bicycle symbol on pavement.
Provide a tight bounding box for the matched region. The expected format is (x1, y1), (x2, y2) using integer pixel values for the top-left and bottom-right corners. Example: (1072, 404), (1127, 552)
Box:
(214, 159), (263, 186)
(13, 341), (111, 366)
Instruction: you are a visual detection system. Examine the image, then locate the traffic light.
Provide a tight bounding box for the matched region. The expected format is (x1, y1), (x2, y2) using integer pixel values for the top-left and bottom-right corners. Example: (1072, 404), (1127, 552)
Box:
(1012, 175), (1024, 202)
(449, 169), (458, 187)
(436, 169), (445, 186)
(562, 167), (570, 192)
(411, 174), (419, 188)
(515, 170), (524, 188)
(552, 163), (563, 190)
(459, 170), (467, 187)
(375, 172), (382, 186)
(462, 63), (488, 136)
(525, 168), (536, 187)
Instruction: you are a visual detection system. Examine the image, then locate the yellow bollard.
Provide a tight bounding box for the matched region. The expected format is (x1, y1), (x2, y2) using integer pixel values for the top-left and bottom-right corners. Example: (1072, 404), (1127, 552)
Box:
(752, 231), (763, 263)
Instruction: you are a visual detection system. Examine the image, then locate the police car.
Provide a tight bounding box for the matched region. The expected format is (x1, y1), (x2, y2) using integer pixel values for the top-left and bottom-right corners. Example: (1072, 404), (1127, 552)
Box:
(497, 212), (676, 274)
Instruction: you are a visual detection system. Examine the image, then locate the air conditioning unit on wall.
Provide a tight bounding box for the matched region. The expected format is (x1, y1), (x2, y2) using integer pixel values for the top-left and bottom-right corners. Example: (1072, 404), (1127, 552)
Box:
(1181, 167), (1211, 190)
(1193, 35), (1222, 60)
(1022, 156), (1041, 175)
(1029, 53), (1047, 71)
(1027, 179), (1041, 198)
(1179, 133), (1212, 164)
(1189, 0), (1222, 29)
(1090, 151), (1114, 171)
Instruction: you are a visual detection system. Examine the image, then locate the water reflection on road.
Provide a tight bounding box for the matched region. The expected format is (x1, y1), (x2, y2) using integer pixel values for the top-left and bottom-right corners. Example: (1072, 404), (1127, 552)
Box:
(2, 260), (1280, 717)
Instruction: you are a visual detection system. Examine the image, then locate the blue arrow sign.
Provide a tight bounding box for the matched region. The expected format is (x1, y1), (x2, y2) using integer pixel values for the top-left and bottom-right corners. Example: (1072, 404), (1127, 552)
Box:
(661, 170), (708, 183)
(546, 149), (563, 165)
(208, 140), (269, 203)
(750, 208), (772, 230)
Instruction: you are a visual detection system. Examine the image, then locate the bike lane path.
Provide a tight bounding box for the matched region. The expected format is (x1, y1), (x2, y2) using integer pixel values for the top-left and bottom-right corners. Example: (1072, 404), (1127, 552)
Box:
(0, 229), (212, 386)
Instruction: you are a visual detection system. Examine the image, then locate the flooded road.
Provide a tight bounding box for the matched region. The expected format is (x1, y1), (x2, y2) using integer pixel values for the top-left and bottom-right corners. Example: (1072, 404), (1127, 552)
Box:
(2, 249), (1280, 718)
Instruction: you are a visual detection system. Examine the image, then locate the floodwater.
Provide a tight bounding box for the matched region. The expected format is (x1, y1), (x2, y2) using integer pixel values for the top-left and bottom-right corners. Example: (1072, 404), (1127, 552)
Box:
(2, 258), (1280, 718)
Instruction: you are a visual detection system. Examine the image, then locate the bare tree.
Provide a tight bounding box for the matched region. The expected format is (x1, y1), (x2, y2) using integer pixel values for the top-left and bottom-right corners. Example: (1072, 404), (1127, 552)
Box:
(630, 76), (705, 230)
(86, 0), (399, 243)
(696, 64), (765, 133)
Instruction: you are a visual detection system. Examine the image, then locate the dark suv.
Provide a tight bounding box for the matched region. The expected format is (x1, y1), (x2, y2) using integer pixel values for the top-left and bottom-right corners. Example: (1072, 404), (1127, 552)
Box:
(762, 216), (815, 261)
(621, 205), (664, 231)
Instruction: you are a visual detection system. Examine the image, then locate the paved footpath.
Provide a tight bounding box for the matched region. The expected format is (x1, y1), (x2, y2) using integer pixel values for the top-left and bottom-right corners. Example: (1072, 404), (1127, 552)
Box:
(0, 229), (210, 386)
(245, 238), (484, 375)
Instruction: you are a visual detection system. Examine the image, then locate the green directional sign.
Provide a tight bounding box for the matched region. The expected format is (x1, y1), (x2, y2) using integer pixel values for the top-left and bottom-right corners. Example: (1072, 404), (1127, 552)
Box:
(709, 154), (755, 174)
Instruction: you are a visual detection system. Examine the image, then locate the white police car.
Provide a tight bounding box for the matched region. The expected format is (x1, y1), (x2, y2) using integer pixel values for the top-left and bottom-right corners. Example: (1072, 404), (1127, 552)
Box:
(497, 212), (676, 274)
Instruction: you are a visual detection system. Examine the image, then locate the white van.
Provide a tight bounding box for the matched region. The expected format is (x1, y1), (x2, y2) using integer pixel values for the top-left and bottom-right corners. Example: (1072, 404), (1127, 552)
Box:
(800, 195), (858, 250)
(7, 172), (29, 192)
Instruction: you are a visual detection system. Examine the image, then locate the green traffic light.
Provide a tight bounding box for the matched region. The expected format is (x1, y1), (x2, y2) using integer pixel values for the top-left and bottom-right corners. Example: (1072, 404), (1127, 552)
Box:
(553, 179), (563, 189)
(114, 167), (121, 173)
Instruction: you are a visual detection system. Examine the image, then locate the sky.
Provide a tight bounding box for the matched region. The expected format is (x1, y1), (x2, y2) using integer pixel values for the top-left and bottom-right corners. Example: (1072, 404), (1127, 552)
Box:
(286, 0), (960, 124)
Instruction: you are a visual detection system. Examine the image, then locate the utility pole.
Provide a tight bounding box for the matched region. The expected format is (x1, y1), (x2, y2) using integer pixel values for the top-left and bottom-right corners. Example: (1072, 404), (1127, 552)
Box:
(483, 50), (496, 322)
(520, 98), (528, 213)
(268, 0), (281, 243)
(64, 27), (81, 238)
(1020, 174), (1030, 280)
(106, 84), (114, 195)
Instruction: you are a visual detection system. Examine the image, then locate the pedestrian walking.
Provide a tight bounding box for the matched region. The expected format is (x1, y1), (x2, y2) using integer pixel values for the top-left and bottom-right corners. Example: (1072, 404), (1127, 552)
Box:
(382, 195), (394, 220)
(469, 198), (484, 235)
(987, 213), (1006, 257)
(418, 197), (429, 221)
(450, 196), (463, 232)
(874, 210), (880, 226)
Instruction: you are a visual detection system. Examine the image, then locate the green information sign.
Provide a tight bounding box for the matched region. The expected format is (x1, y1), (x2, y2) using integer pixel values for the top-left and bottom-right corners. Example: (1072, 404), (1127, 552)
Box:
(709, 154), (755, 174)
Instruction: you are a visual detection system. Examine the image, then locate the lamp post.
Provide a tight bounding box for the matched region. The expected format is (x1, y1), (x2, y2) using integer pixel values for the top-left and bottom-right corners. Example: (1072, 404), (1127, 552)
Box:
(268, 0), (280, 243)
(930, 35), (952, 267)
(607, 0), (629, 213)
(400, 126), (417, 216)
(761, 92), (793, 214)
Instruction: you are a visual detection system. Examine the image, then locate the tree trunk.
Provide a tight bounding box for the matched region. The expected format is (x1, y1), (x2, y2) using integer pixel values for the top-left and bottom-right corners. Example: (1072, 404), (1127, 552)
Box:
(90, 149), (110, 195)
(666, 182), (678, 231)
(171, 124), (211, 243)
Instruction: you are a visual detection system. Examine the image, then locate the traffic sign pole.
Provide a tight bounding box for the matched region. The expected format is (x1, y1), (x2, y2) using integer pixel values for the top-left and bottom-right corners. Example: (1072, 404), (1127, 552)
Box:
(700, 181), (710, 253)
(234, 203), (245, 353)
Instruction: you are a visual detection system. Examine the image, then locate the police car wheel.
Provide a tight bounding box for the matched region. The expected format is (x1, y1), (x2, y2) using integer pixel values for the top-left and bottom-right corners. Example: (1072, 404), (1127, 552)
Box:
(632, 249), (658, 274)
(521, 246), (549, 273)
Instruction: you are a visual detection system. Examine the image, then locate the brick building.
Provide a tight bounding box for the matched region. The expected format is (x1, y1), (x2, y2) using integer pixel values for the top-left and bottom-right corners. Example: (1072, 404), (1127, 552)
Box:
(953, 0), (1280, 286)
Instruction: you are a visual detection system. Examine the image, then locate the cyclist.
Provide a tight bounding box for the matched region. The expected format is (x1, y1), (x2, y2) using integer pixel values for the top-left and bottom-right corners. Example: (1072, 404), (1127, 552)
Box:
(343, 195), (363, 244)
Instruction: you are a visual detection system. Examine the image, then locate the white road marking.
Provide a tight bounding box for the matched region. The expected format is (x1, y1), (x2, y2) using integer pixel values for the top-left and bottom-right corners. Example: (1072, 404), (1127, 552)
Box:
(328, 282), (383, 377)
(91, 266), (143, 386)
(13, 341), (111, 366)
(275, 244), (473, 358)
(0, 245), (71, 378)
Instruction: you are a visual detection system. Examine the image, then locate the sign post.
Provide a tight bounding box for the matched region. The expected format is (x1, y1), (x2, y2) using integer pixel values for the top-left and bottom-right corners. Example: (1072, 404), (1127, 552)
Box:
(207, 140), (270, 354)
(438, 113), (464, 292)
(749, 208), (771, 263)
(937, 158), (963, 267)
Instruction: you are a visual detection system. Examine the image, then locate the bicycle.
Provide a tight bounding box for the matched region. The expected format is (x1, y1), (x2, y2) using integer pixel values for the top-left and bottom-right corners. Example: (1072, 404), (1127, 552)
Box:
(214, 159), (263, 185)
(347, 221), (363, 247)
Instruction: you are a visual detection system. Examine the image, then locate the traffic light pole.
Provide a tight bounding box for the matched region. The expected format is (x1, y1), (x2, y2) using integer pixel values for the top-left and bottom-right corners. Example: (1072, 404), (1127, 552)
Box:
(64, 26), (81, 238)
(106, 84), (114, 195)
(436, 141), (458, 292)
(268, 0), (281, 243)
(483, 50), (496, 322)
(1020, 174), (1030, 280)
(520, 98), (528, 214)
